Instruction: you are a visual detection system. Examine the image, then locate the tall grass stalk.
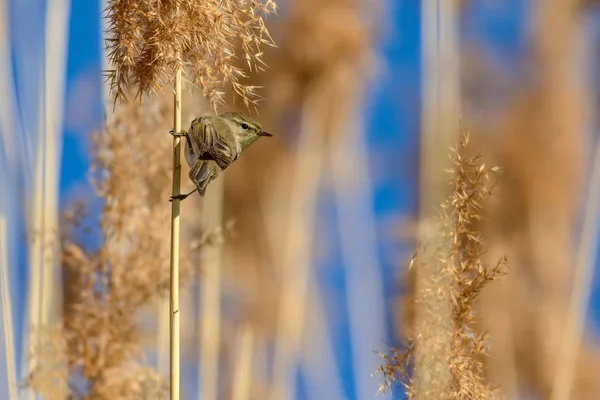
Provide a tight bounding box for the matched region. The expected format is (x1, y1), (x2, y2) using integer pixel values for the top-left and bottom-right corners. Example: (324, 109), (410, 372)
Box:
(261, 0), (378, 396)
(270, 91), (325, 400)
(0, 0), (20, 176)
(0, 215), (17, 400)
(524, 0), (590, 395)
(299, 281), (345, 400)
(551, 138), (600, 400)
(158, 292), (170, 378)
(463, 0), (592, 394)
(24, 93), (209, 399)
(376, 135), (504, 399)
(43, 0), (70, 322)
(103, 3), (276, 396)
(329, 95), (385, 399)
(198, 176), (224, 400)
(415, 0), (460, 395)
(169, 68), (182, 400)
(23, 68), (47, 400)
(231, 323), (254, 400)
(20, 3), (70, 398)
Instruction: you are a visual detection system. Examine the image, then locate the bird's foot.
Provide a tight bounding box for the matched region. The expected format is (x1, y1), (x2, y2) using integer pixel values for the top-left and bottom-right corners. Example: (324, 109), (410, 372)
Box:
(169, 188), (198, 202)
(169, 193), (189, 202)
(169, 130), (187, 137)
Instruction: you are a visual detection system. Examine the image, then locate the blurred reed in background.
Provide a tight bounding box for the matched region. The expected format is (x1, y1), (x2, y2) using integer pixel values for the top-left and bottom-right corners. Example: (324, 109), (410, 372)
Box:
(390, 1), (600, 399)
(25, 92), (211, 399)
(464, 1), (600, 399)
(0, 0), (70, 399)
(379, 135), (506, 400)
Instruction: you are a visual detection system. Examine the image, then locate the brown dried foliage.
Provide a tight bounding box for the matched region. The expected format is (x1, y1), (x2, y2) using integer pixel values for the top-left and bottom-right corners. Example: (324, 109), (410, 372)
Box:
(204, 0), (379, 395)
(377, 135), (506, 399)
(222, 0), (378, 329)
(458, 1), (600, 397)
(24, 94), (217, 399)
(104, 0), (277, 110)
(263, 0), (376, 121)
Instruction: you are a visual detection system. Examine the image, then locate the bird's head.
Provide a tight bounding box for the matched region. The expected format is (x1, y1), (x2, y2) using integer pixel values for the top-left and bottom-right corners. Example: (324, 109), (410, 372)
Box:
(218, 112), (272, 150)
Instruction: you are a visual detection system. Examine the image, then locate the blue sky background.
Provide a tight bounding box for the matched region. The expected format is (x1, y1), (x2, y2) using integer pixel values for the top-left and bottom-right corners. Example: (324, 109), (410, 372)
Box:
(4, 0), (600, 399)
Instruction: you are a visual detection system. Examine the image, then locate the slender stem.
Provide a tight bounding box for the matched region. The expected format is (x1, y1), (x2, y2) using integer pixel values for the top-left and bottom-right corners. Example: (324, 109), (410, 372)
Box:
(270, 90), (324, 400)
(329, 97), (386, 398)
(551, 138), (600, 400)
(0, 215), (17, 400)
(415, 0), (460, 397)
(42, 0), (69, 331)
(231, 323), (254, 400)
(22, 66), (46, 400)
(169, 67), (182, 400)
(299, 280), (344, 400)
(199, 176), (224, 400)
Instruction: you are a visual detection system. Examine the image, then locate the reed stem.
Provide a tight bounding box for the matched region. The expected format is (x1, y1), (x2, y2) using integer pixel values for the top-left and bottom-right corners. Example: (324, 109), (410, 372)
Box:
(0, 215), (17, 400)
(169, 67), (182, 400)
(199, 176), (224, 400)
(551, 138), (600, 400)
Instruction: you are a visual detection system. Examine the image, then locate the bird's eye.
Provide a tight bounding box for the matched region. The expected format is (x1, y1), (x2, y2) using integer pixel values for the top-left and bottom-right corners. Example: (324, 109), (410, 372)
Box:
(241, 123), (249, 130)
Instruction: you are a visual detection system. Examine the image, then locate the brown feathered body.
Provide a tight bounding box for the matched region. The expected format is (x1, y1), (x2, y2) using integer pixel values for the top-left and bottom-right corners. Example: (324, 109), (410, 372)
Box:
(183, 112), (272, 196)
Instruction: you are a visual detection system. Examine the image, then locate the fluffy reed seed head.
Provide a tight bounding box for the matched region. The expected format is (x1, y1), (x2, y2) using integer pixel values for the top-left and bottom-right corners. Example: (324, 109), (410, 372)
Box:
(376, 135), (506, 399)
(104, 0), (277, 110)
(23, 93), (229, 399)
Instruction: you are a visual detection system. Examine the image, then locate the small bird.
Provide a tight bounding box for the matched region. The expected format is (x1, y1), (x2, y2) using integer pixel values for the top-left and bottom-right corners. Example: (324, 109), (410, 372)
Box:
(169, 112), (272, 201)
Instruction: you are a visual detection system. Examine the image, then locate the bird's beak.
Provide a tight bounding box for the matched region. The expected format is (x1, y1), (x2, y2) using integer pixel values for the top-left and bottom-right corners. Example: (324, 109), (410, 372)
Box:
(258, 131), (273, 137)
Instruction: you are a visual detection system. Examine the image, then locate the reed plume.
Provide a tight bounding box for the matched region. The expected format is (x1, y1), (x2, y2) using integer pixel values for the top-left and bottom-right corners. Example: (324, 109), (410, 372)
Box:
(104, 0), (277, 110)
(458, 0), (600, 398)
(24, 94), (212, 399)
(104, 3), (277, 399)
(378, 135), (505, 399)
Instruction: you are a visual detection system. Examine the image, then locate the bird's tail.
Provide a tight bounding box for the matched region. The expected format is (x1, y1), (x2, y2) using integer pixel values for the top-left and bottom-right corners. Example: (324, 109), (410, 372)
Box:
(188, 159), (220, 197)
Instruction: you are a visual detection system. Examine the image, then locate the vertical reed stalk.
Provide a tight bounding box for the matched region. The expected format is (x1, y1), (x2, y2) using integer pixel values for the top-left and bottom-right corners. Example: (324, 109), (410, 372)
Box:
(329, 96), (385, 399)
(0, 0), (19, 175)
(531, 0), (590, 396)
(270, 89), (325, 400)
(231, 323), (254, 400)
(551, 138), (600, 400)
(0, 215), (17, 400)
(103, 1), (276, 397)
(416, 0), (460, 396)
(199, 176), (224, 400)
(0, 7), (19, 395)
(0, 18), (21, 398)
(158, 286), (170, 377)
(299, 281), (344, 400)
(169, 67), (182, 400)
(42, 0), (70, 330)
(24, 80), (46, 400)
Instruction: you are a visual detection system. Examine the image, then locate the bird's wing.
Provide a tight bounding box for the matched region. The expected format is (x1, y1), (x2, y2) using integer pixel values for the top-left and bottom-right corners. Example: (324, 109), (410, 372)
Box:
(188, 159), (218, 197)
(188, 117), (235, 169)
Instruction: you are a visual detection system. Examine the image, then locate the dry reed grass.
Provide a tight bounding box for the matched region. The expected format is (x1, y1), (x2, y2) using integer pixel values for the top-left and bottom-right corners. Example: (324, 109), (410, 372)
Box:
(553, 136), (600, 400)
(415, 1), (461, 396)
(19, 1), (71, 398)
(216, 0), (380, 397)
(0, 215), (17, 400)
(472, 96), (600, 399)
(103, 2), (278, 399)
(104, 0), (277, 110)
(459, 0), (600, 398)
(377, 135), (506, 399)
(23, 94), (222, 399)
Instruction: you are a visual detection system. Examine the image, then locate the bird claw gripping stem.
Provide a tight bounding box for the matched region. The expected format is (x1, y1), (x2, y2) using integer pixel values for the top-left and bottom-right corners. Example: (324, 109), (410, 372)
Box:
(169, 130), (188, 137)
(169, 188), (198, 202)
(169, 129), (194, 203)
